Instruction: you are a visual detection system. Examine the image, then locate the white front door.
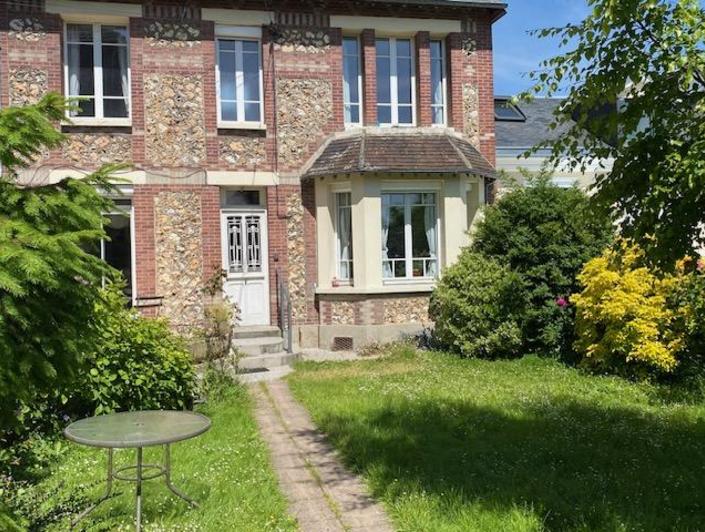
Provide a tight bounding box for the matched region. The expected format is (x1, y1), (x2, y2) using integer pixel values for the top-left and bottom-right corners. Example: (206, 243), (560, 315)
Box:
(221, 210), (270, 326)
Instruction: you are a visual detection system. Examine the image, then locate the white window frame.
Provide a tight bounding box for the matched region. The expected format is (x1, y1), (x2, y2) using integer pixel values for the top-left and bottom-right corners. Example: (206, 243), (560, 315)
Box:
(334, 190), (354, 282)
(430, 39), (447, 126)
(342, 36), (363, 127)
(215, 27), (265, 130)
(63, 22), (131, 126)
(376, 37), (417, 127)
(382, 191), (440, 283)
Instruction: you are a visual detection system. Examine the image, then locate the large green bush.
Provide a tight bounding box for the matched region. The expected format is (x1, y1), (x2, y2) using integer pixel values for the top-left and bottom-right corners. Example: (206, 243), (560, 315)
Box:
(72, 283), (196, 415)
(429, 251), (526, 359)
(472, 175), (612, 356)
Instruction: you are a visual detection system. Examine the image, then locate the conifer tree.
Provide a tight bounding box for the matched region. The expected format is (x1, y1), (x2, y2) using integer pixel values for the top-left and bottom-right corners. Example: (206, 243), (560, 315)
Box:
(0, 93), (120, 428)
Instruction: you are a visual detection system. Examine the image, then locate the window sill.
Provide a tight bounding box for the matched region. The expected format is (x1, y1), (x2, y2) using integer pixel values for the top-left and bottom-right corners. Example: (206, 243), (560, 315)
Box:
(218, 122), (267, 131)
(316, 283), (435, 295)
(67, 117), (132, 127)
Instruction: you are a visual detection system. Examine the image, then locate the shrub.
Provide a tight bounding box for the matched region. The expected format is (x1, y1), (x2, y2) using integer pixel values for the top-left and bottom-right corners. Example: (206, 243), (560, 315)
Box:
(70, 283), (196, 415)
(669, 257), (705, 379)
(430, 251), (526, 359)
(572, 241), (684, 377)
(472, 173), (612, 357)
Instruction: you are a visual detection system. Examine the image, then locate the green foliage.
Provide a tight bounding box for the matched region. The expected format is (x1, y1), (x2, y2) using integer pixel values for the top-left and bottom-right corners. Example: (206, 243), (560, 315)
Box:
(673, 259), (705, 377)
(0, 94), (122, 429)
(572, 240), (684, 378)
(72, 283), (196, 415)
(472, 173), (612, 356)
(429, 251), (525, 359)
(524, 0), (705, 265)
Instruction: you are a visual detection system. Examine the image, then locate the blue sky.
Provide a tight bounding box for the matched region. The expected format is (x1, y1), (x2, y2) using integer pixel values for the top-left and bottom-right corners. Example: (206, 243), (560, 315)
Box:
(493, 0), (591, 96)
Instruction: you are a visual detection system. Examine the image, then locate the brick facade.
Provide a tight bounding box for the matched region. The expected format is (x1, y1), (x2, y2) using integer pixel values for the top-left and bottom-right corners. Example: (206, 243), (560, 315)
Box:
(0, 0), (502, 337)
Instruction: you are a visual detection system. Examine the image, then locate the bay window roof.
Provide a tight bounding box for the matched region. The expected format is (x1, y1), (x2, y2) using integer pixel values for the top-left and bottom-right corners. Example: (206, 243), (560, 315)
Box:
(303, 129), (496, 179)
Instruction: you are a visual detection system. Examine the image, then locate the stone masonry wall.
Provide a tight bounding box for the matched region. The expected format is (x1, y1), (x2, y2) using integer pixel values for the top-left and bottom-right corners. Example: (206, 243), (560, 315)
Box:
(62, 134), (132, 167)
(319, 294), (432, 326)
(144, 73), (207, 167)
(154, 191), (205, 332)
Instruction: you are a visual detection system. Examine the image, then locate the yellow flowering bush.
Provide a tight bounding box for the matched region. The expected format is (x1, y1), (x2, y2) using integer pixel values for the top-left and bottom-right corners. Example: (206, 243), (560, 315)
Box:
(572, 240), (686, 377)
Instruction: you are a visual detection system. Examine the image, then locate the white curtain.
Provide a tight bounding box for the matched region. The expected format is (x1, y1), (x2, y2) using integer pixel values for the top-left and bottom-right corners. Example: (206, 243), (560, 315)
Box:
(424, 204), (437, 277)
(68, 45), (81, 97)
(118, 46), (129, 114)
(382, 203), (392, 278)
(339, 206), (351, 278)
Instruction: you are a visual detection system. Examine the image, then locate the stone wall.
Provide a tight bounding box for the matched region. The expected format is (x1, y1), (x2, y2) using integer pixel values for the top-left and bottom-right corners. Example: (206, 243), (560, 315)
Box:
(144, 73), (206, 167)
(8, 16), (47, 42)
(218, 134), (267, 168)
(62, 134), (132, 167)
(8, 66), (48, 106)
(275, 78), (333, 168)
(462, 84), (480, 148)
(330, 301), (356, 325)
(154, 191), (204, 332)
(272, 28), (331, 53)
(286, 192), (307, 322)
(383, 296), (430, 324)
(144, 21), (201, 48)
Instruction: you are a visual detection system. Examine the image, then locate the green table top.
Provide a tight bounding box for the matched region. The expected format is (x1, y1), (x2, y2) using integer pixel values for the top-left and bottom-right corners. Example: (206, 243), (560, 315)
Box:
(63, 410), (211, 448)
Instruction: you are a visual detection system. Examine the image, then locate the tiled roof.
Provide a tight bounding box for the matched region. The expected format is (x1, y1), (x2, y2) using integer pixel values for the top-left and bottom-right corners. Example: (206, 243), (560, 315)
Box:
(303, 129), (496, 179)
(495, 98), (573, 148)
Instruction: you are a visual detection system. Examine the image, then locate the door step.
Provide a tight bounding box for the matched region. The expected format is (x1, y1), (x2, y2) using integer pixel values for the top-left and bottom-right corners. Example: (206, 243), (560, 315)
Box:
(233, 325), (282, 340)
(238, 351), (298, 371)
(233, 336), (284, 356)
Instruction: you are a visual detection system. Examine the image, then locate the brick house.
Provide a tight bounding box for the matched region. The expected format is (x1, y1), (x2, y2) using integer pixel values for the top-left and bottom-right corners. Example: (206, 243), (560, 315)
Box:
(2, 0), (506, 350)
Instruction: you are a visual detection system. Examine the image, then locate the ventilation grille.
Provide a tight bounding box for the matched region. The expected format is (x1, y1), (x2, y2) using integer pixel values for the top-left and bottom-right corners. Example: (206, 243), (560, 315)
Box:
(275, 12), (330, 28)
(9, 0), (44, 12)
(143, 3), (201, 21)
(332, 337), (354, 351)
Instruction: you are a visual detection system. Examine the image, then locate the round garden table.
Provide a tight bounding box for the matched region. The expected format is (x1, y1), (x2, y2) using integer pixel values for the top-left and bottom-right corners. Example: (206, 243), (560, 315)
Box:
(64, 410), (211, 531)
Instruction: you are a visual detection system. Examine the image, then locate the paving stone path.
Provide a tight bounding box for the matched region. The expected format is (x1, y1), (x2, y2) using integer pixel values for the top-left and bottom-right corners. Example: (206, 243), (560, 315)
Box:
(252, 380), (394, 532)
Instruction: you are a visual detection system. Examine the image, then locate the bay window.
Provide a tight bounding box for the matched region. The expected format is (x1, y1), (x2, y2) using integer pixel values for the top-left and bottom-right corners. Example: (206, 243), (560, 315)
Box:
(336, 192), (353, 280)
(217, 38), (263, 125)
(342, 37), (362, 126)
(382, 193), (438, 279)
(376, 38), (415, 126)
(430, 40), (446, 125)
(65, 23), (130, 120)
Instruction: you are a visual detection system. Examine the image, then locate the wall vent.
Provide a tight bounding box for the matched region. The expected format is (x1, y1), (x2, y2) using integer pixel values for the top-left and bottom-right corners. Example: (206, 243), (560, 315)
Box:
(143, 3), (201, 21)
(332, 337), (354, 351)
(275, 12), (330, 28)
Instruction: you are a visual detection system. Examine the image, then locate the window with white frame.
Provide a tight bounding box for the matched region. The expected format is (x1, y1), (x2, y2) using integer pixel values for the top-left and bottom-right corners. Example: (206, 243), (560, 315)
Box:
(65, 23), (130, 119)
(335, 192), (353, 280)
(382, 192), (438, 280)
(376, 38), (415, 125)
(430, 40), (446, 125)
(217, 38), (263, 124)
(342, 37), (362, 126)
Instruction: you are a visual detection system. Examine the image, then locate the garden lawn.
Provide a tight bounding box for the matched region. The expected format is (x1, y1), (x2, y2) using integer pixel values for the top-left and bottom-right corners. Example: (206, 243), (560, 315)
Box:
(288, 347), (705, 532)
(10, 385), (296, 531)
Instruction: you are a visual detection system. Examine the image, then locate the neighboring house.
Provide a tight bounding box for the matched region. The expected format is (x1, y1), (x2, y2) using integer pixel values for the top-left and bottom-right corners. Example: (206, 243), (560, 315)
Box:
(2, 0), (506, 350)
(495, 96), (612, 189)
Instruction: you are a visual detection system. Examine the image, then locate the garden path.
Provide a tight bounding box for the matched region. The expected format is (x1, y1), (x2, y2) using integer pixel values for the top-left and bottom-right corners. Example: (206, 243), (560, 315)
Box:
(252, 380), (393, 532)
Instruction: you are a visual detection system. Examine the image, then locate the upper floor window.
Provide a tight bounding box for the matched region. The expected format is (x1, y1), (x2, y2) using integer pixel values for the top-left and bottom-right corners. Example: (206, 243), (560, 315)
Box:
(430, 40), (446, 125)
(335, 192), (353, 281)
(376, 38), (415, 126)
(217, 38), (263, 125)
(382, 192), (438, 280)
(65, 24), (130, 121)
(342, 37), (362, 126)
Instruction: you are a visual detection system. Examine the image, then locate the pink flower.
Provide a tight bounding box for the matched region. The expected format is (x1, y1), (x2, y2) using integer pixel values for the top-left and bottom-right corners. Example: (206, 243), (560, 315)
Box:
(697, 258), (705, 272)
(556, 296), (568, 308)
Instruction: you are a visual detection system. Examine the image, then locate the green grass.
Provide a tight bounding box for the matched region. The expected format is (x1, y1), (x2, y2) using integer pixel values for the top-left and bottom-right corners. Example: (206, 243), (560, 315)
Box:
(288, 347), (705, 532)
(10, 385), (296, 531)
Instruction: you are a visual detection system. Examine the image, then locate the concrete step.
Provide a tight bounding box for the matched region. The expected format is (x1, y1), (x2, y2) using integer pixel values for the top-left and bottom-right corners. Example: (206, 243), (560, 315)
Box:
(233, 325), (282, 340)
(238, 351), (298, 370)
(233, 336), (284, 356)
(238, 366), (294, 384)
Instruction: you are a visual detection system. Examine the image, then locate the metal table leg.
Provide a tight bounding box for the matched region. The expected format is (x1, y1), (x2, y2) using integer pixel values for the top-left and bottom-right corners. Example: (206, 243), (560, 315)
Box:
(163, 444), (199, 508)
(135, 447), (143, 532)
(71, 448), (115, 527)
